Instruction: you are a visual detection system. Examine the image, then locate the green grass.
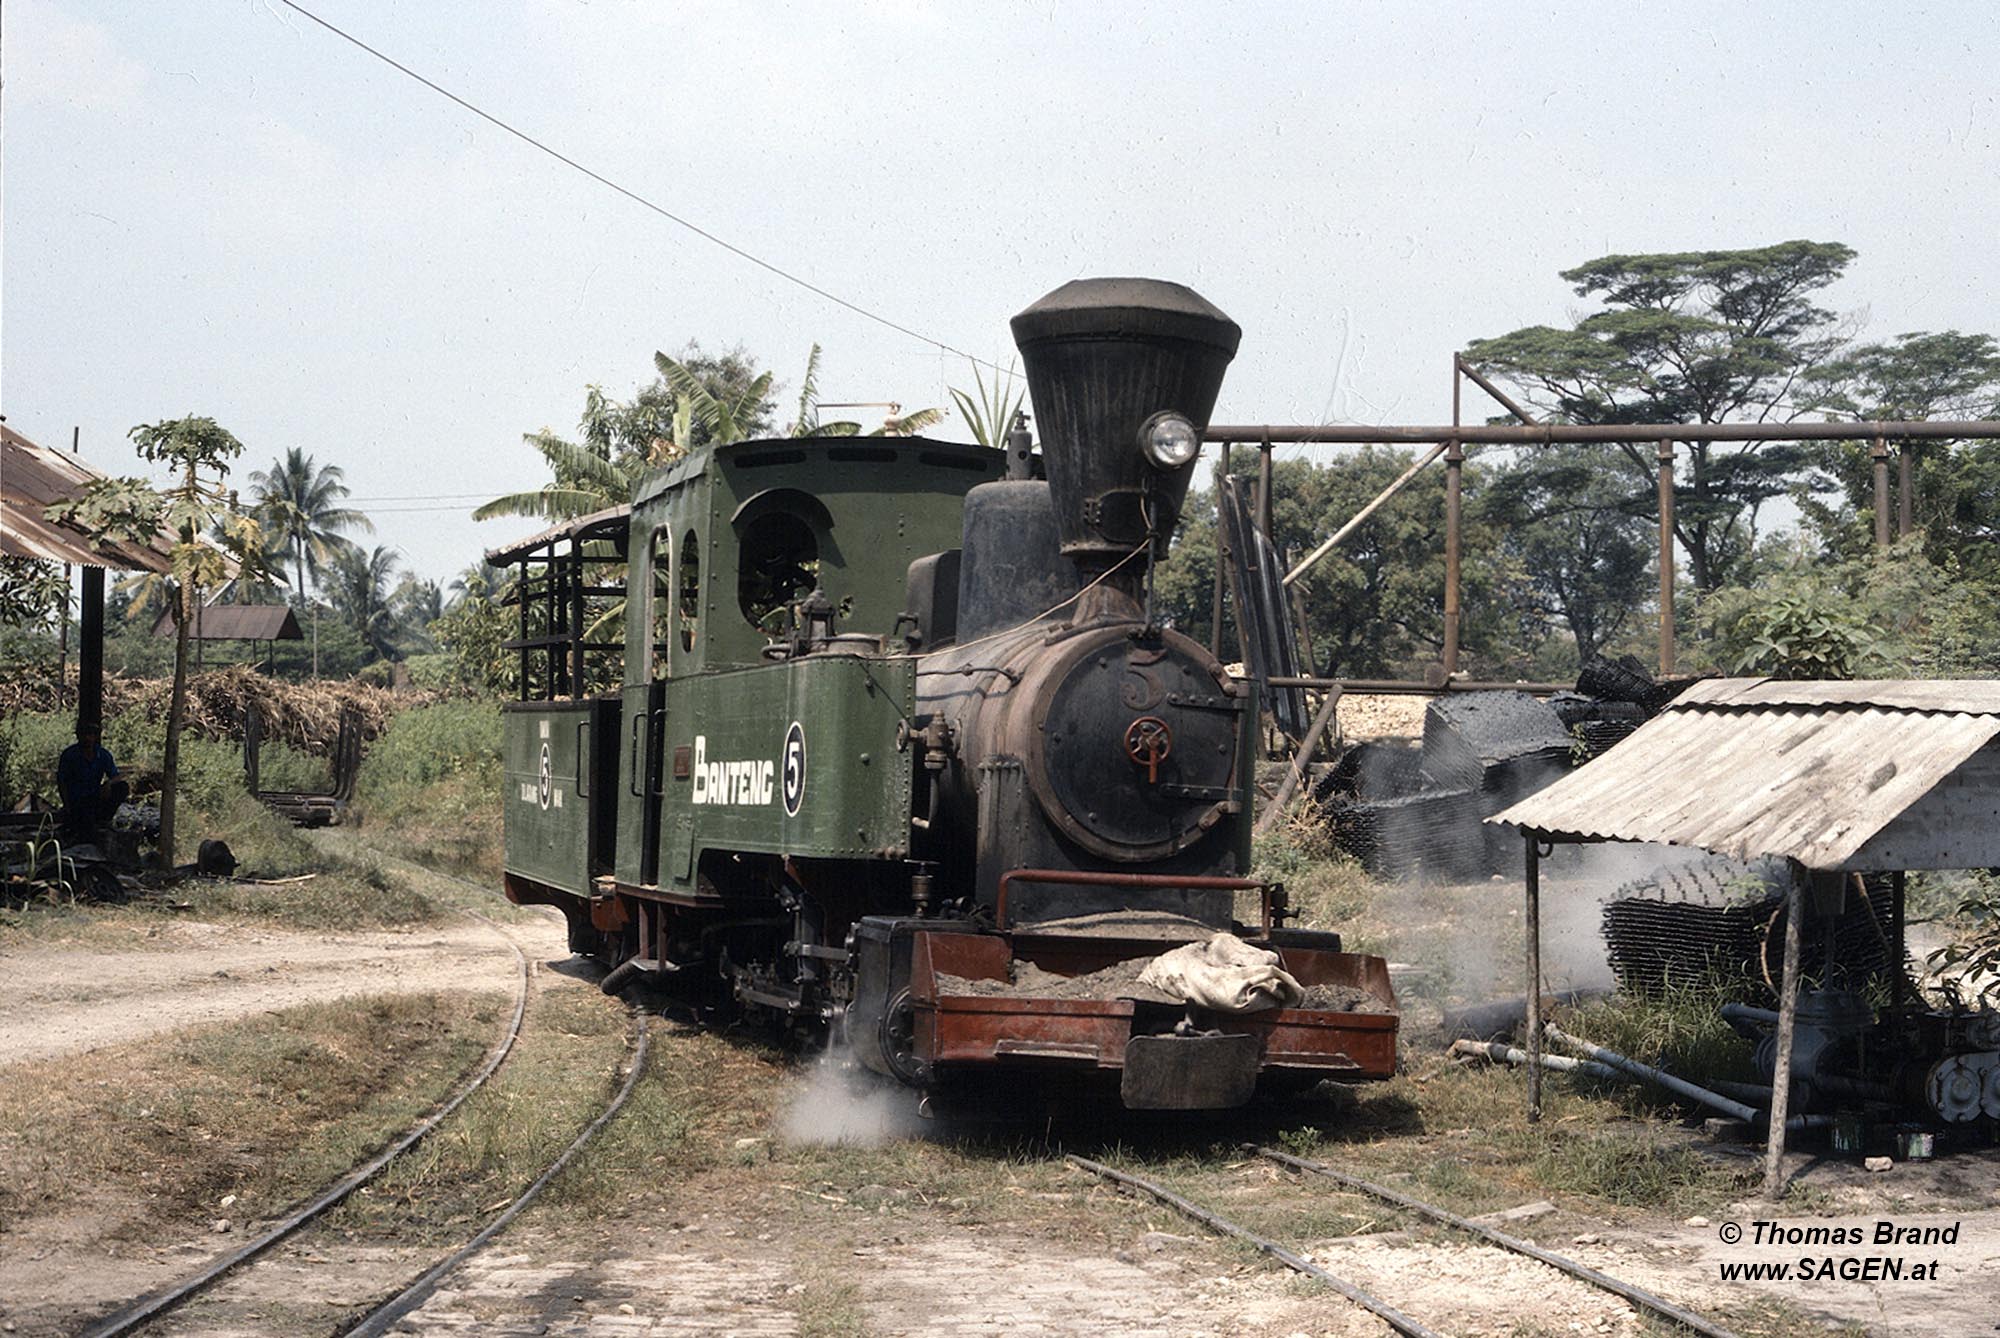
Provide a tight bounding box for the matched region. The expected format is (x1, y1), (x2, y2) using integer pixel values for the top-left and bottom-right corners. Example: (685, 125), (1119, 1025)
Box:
(349, 701), (504, 880)
(1559, 973), (1763, 1096)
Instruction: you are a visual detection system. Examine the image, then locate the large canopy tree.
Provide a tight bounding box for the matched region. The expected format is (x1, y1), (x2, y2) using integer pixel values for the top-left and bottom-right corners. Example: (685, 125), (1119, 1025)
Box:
(1465, 241), (1857, 590)
(1799, 331), (2000, 571)
(1478, 445), (1653, 664)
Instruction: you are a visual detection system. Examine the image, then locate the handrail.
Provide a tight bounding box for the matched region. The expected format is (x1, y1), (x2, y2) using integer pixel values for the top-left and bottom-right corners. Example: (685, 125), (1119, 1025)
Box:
(995, 868), (1273, 933)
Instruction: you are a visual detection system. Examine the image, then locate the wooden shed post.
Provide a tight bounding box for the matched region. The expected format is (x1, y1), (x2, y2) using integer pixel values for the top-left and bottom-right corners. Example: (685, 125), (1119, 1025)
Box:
(1524, 832), (1543, 1123)
(77, 566), (105, 731)
(1763, 862), (1808, 1199)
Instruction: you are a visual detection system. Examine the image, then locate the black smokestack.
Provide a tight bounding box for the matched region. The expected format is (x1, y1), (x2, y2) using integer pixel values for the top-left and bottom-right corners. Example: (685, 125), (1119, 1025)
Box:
(1009, 278), (1241, 581)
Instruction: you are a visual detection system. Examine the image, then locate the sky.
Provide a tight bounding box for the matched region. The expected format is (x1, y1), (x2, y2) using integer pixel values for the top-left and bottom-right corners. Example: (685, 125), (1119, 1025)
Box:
(6, 1), (2000, 588)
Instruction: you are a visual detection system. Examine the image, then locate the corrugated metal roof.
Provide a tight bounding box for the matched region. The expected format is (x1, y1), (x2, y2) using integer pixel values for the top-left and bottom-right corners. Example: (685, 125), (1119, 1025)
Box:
(1487, 677), (2000, 868)
(151, 604), (303, 641)
(1, 424), (178, 572)
(484, 504), (630, 566)
(1672, 677), (2000, 713)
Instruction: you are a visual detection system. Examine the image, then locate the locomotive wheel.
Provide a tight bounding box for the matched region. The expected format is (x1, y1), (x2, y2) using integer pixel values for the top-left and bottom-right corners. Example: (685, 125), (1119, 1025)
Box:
(878, 987), (927, 1086)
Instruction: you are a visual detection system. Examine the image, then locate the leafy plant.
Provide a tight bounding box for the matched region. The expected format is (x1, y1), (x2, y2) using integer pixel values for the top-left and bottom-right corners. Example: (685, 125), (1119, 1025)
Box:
(1726, 589), (1880, 679)
(948, 359), (1026, 448)
(1927, 886), (2000, 1007)
(0, 557), (71, 629)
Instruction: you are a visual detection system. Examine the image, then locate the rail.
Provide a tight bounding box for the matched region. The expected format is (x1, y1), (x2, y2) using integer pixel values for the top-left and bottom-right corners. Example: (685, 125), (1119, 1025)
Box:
(1065, 1156), (1444, 1338)
(347, 1016), (652, 1336)
(1257, 1147), (1741, 1338)
(78, 911), (533, 1338)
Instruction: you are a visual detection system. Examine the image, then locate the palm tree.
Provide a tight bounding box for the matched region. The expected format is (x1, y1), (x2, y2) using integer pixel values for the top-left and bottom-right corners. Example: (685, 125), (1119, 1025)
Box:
(785, 344), (945, 438)
(328, 544), (403, 663)
(392, 574), (443, 654)
(249, 448), (372, 677)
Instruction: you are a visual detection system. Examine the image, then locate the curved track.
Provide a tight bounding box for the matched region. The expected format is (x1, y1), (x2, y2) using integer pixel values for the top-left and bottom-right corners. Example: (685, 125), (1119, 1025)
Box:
(345, 1014), (651, 1336)
(1069, 1152), (1743, 1338)
(80, 910), (533, 1338)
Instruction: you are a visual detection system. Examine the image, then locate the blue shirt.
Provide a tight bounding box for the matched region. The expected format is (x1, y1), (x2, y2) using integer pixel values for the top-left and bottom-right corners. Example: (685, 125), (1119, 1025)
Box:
(57, 742), (119, 808)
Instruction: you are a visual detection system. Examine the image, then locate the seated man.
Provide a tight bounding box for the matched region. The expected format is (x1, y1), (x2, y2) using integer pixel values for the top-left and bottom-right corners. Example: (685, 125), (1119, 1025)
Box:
(58, 721), (128, 838)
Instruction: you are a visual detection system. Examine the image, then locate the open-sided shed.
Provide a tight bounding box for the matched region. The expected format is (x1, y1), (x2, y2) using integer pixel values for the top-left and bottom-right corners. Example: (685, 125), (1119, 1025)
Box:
(151, 602), (303, 672)
(1488, 678), (2000, 1195)
(1, 424), (178, 728)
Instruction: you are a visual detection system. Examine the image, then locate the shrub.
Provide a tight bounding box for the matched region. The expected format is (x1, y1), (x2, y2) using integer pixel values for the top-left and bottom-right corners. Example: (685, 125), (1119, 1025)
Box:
(356, 701), (501, 800)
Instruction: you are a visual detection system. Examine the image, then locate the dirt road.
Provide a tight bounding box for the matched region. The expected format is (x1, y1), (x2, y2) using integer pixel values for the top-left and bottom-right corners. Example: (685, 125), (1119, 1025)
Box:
(0, 917), (563, 1068)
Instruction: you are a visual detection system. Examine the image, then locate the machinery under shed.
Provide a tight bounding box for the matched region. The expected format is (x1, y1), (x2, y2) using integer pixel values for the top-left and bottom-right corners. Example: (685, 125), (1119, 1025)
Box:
(1490, 678), (2000, 1197)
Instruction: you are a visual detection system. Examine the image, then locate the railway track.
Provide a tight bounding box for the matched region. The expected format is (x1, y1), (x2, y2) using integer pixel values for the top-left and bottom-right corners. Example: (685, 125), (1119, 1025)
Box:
(76, 854), (646, 1338)
(1068, 1151), (1743, 1338)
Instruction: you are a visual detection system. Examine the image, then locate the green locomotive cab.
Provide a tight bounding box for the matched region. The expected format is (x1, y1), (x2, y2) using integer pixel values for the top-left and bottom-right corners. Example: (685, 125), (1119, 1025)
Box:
(496, 436), (1005, 985)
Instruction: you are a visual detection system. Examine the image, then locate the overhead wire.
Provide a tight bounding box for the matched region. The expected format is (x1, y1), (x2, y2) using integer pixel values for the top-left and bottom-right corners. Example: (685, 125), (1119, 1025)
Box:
(274, 0), (1007, 375)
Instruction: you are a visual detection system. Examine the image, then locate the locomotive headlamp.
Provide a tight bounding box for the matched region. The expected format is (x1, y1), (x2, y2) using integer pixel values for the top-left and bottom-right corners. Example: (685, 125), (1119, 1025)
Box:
(1139, 412), (1200, 470)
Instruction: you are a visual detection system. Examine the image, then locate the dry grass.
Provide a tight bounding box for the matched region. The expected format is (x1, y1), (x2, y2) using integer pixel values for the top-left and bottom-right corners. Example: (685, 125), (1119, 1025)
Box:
(0, 991), (497, 1240)
(0, 664), (428, 758)
(324, 981), (632, 1242)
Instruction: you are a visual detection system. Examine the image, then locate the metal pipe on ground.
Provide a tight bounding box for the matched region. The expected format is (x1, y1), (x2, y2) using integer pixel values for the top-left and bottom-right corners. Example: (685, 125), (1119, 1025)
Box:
(1545, 1024), (1760, 1121)
(1544, 1025), (1831, 1132)
(1441, 989), (1611, 1042)
(1448, 1039), (1621, 1082)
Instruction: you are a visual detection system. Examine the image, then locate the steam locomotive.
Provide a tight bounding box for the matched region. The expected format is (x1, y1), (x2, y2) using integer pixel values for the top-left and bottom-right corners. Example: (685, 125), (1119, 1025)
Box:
(492, 278), (1396, 1110)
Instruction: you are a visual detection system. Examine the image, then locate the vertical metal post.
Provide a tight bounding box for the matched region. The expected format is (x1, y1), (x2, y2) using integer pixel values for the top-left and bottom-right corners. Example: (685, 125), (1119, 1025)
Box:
(569, 547), (584, 698)
(1524, 832), (1543, 1123)
(1210, 442), (1232, 657)
(78, 566), (105, 731)
(1257, 434), (1274, 539)
(1442, 364), (1463, 676)
(1657, 441), (1676, 676)
(1763, 865), (1808, 1199)
(1890, 870), (1907, 1019)
(1442, 443), (1464, 676)
(1898, 444), (1915, 539)
(1872, 436), (1891, 548)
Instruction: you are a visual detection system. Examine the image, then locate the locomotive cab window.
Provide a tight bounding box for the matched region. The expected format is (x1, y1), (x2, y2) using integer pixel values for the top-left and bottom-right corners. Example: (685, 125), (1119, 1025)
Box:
(677, 529), (701, 653)
(650, 527), (673, 679)
(737, 510), (819, 632)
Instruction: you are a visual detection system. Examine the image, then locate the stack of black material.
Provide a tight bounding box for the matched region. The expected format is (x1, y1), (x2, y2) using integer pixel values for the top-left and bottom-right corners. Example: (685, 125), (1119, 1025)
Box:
(1321, 690), (1573, 879)
(1600, 856), (1901, 1005)
(1314, 656), (1696, 880)
(1551, 654), (1689, 761)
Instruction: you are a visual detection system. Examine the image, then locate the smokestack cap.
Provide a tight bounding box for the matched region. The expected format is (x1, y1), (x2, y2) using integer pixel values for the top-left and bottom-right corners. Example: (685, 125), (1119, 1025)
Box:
(1009, 278), (1241, 564)
(1010, 278), (1242, 356)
